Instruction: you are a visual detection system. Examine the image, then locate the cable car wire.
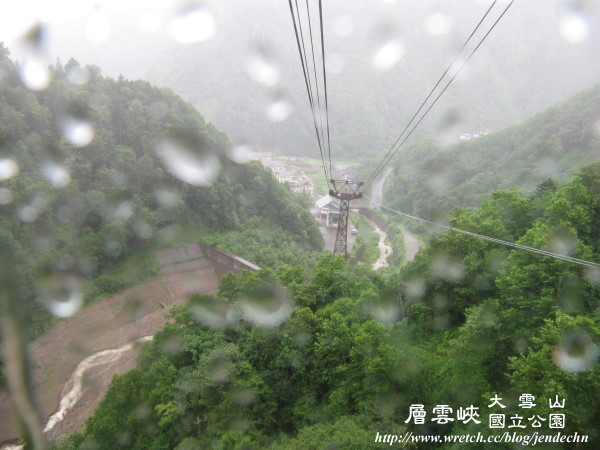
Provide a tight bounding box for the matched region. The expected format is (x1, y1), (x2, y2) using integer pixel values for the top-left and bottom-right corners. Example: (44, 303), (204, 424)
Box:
(365, 0), (498, 187)
(365, 0), (515, 188)
(365, 194), (600, 269)
(287, 0), (331, 187)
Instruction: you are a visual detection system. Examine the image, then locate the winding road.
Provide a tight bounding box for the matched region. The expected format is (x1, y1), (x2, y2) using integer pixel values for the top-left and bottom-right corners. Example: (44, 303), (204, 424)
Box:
(369, 168), (422, 266)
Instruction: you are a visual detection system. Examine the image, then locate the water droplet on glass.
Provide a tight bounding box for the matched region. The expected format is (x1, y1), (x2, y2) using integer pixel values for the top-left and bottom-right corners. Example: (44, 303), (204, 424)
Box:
(17, 23), (51, 91)
(37, 274), (84, 318)
(19, 57), (52, 91)
(41, 162), (71, 187)
(61, 117), (95, 148)
(332, 16), (353, 37)
(0, 159), (19, 180)
(230, 388), (256, 406)
(424, 14), (452, 36)
(154, 187), (181, 208)
(155, 131), (221, 186)
(430, 253), (465, 282)
(132, 218), (153, 240)
(168, 5), (215, 44)
(559, 12), (590, 43)
(239, 284), (292, 328)
(18, 195), (47, 223)
(189, 295), (237, 329)
(247, 48), (280, 87)
(207, 356), (230, 382)
(553, 330), (599, 373)
(585, 267), (600, 286)
(17, 205), (38, 223)
(65, 65), (90, 86)
(87, 6), (112, 43)
(372, 39), (404, 71)
(592, 118), (600, 139)
(405, 278), (425, 300)
(366, 295), (401, 324)
(266, 99), (292, 122)
(109, 199), (134, 222)
(227, 145), (250, 164)
(0, 188), (13, 205)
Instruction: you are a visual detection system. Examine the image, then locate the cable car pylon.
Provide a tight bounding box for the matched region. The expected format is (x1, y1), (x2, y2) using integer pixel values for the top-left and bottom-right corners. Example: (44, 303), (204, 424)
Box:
(330, 178), (364, 258)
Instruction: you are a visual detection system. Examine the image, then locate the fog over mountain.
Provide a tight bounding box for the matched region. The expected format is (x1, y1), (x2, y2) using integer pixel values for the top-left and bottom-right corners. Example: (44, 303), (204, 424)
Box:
(4, 0), (600, 158)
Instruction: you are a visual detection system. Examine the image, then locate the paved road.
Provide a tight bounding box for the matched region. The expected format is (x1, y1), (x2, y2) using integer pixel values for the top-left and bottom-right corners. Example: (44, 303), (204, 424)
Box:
(370, 167), (393, 208)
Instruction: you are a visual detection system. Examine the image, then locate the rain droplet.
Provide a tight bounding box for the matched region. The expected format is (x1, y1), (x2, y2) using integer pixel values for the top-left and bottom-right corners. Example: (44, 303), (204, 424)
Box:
(207, 356), (230, 382)
(61, 117), (95, 148)
(37, 274), (84, 318)
(239, 284), (292, 328)
(266, 99), (292, 122)
(87, 6), (112, 43)
(189, 295), (238, 329)
(227, 145), (250, 164)
(430, 253), (465, 282)
(17, 23), (51, 91)
(18, 195), (47, 223)
(424, 14), (452, 36)
(230, 388), (256, 406)
(0, 188), (13, 205)
(155, 131), (221, 186)
(553, 330), (599, 373)
(41, 162), (71, 187)
(132, 219), (153, 240)
(65, 65), (90, 86)
(19, 57), (52, 91)
(247, 49), (280, 87)
(405, 278), (425, 299)
(559, 12), (590, 43)
(585, 267), (600, 286)
(109, 199), (134, 222)
(168, 5), (215, 44)
(154, 187), (181, 208)
(366, 295), (402, 324)
(0, 159), (19, 180)
(593, 117), (600, 139)
(372, 39), (404, 71)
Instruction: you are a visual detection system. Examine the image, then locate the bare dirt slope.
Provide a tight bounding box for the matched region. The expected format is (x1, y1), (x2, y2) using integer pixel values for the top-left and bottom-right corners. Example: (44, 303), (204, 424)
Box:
(0, 243), (219, 444)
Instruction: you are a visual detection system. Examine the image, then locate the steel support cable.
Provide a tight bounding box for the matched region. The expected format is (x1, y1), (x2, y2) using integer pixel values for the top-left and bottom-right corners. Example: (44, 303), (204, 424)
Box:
(365, 195), (600, 269)
(365, 0), (513, 188)
(365, 0), (498, 187)
(318, 0), (334, 180)
(287, 0), (331, 188)
(304, 0), (329, 179)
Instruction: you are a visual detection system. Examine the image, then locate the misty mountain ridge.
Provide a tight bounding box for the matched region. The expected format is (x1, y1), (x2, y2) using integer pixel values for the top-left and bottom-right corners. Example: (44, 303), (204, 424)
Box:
(8, 0), (600, 158)
(383, 81), (600, 220)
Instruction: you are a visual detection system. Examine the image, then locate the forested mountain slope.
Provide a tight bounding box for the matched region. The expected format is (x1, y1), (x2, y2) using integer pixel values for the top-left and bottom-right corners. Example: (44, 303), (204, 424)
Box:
(59, 164), (600, 448)
(382, 83), (600, 219)
(0, 43), (323, 343)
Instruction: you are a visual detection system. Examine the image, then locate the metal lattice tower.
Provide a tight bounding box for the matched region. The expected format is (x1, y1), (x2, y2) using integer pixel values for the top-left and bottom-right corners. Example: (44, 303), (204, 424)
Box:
(330, 179), (363, 258)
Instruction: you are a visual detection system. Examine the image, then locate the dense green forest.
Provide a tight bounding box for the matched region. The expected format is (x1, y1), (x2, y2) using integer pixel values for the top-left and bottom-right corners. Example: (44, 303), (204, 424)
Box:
(0, 43), (323, 344)
(59, 163), (600, 448)
(378, 83), (600, 220)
